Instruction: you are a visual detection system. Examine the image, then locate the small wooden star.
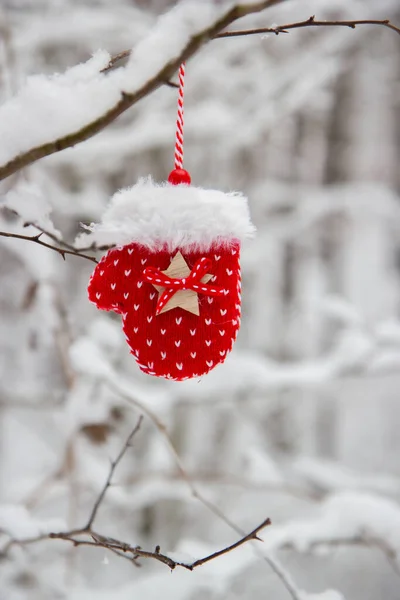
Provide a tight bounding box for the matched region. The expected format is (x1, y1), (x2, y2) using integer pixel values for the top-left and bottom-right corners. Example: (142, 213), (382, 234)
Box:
(153, 251), (212, 315)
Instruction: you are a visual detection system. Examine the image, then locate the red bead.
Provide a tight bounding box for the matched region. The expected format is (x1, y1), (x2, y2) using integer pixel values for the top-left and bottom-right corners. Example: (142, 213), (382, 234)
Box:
(168, 168), (191, 185)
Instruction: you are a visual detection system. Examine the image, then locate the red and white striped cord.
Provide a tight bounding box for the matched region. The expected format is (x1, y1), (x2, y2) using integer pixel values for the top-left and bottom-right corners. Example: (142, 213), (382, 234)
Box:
(174, 63), (185, 170)
(168, 63), (191, 185)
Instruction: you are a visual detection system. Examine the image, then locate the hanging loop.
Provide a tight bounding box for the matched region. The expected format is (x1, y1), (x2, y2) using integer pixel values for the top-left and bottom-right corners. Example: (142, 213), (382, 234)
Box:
(168, 63), (191, 185)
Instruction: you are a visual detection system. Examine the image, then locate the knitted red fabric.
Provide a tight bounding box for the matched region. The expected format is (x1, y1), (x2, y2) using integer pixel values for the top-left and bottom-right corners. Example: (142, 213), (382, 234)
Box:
(88, 242), (241, 380)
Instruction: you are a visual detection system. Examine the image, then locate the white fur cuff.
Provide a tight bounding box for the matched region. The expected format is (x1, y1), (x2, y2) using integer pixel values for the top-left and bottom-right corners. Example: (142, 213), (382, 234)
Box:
(82, 177), (255, 252)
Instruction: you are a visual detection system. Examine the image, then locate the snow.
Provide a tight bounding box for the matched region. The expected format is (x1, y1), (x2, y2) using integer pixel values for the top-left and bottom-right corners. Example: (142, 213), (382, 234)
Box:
(244, 446), (285, 484)
(0, 50), (119, 166)
(123, 1), (229, 91)
(300, 592), (345, 600)
(292, 456), (400, 496)
(69, 329), (175, 416)
(69, 336), (115, 380)
(319, 295), (364, 328)
(4, 181), (61, 237)
(264, 491), (400, 557)
(0, 504), (65, 538)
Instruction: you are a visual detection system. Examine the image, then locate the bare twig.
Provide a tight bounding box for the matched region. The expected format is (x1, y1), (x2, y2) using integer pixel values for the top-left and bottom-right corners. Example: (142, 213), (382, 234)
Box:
(85, 416), (143, 529)
(24, 222), (114, 254)
(94, 17), (400, 75)
(106, 377), (247, 534)
(105, 378), (301, 597)
(189, 517), (271, 569)
(71, 241), (115, 253)
(24, 222), (80, 253)
(0, 230), (98, 263)
(263, 553), (303, 600)
(1, 419), (143, 556)
(1, 415), (271, 572)
(99, 49), (131, 72)
(3, 517), (271, 571)
(216, 16), (400, 38)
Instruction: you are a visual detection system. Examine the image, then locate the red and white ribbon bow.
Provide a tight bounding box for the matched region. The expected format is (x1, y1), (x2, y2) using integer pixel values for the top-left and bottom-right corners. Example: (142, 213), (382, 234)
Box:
(142, 257), (225, 315)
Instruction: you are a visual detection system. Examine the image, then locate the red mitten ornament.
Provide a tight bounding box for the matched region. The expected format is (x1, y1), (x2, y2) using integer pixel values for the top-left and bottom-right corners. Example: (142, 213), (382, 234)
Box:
(87, 178), (254, 381)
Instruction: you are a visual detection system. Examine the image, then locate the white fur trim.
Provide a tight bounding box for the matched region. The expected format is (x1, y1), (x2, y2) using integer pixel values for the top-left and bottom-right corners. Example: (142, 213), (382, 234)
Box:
(84, 177), (255, 252)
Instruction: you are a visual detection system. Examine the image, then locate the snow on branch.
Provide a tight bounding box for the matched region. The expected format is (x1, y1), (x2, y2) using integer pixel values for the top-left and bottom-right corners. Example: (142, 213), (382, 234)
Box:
(0, 3), (398, 183)
(263, 491), (400, 576)
(0, 0), (284, 182)
(106, 15), (400, 71)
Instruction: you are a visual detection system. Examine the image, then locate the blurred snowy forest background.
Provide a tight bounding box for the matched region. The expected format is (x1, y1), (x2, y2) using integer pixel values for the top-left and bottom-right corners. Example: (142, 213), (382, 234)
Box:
(1, 0), (400, 599)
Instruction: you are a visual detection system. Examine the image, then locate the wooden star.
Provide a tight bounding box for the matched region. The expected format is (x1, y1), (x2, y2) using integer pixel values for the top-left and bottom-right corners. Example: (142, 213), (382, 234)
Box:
(153, 251), (212, 316)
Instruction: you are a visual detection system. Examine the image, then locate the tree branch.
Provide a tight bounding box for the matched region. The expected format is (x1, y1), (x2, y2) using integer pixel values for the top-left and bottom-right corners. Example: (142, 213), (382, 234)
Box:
(105, 376), (301, 598)
(0, 230), (98, 263)
(216, 16), (400, 38)
(100, 50), (178, 86)
(85, 416), (143, 529)
(1, 415), (271, 572)
(0, 10), (397, 183)
(189, 517), (271, 569)
(105, 376), (248, 536)
(24, 222), (82, 253)
(93, 17), (400, 74)
(0, 0), (289, 182)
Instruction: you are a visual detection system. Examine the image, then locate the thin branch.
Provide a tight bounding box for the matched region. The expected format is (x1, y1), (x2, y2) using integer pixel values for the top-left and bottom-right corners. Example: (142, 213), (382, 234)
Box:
(100, 50), (178, 87)
(216, 16), (400, 38)
(92, 17), (400, 76)
(4, 518), (271, 571)
(190, 517), (271, 568)
(0, 230), (98, 263)
(71, 241), (115, 253)
(100, 49), (131, 72)
(105, 378), (301, 597)
(0, 415), (271, 572)
(0, 0), (288, 182)
(85, 416), (143, 529)
(24, 222), (114, 254)
(24, 222), (80, 253)
(262, 553), (303, 600)
(105, 377), (246, 535)
(1, 418), (143, 556)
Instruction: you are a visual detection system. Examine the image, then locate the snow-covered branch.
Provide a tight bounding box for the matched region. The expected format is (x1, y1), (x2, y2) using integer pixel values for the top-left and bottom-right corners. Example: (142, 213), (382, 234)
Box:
(262, 491), (400, 577)
(0, 0), (284, 182)
(1, 3), (398, 184)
